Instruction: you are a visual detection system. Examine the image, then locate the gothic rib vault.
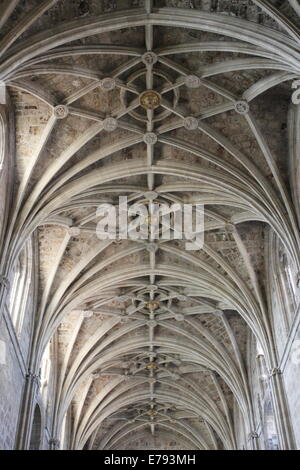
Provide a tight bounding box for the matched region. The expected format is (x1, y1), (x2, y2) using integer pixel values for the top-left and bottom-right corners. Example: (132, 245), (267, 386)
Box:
(0, 0), (300, 451)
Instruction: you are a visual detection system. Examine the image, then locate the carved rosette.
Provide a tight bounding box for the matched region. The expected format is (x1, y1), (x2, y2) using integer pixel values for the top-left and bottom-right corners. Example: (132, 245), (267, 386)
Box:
(146, 300), (160, 310)
(53, 105), (69, 119)
(143, 132), (158, 144)
(234, 100), (249, 115)
(139, 90), (161, 110)
(102, 117), (118, 132)
(142, 52), (158, 66)
(184, 75), (201, 89)
(183, 116), (198, 130)
(100, 77), (116, 91)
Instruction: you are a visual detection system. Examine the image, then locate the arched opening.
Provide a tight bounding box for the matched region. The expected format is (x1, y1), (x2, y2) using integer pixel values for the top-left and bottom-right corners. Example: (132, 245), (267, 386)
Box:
(8, 239), (33, 337)
(29, 405), (42, 450)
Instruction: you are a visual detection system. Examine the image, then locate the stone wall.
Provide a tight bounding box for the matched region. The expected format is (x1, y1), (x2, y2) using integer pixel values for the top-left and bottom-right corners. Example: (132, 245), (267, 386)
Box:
(282, 315), (300, 448)
(233, 241), (300, 450)
(0, 308), (25, 450)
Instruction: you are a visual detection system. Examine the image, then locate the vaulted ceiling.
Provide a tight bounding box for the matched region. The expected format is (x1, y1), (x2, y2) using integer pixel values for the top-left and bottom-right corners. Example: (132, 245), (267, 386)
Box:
(0, 0), (300, 450)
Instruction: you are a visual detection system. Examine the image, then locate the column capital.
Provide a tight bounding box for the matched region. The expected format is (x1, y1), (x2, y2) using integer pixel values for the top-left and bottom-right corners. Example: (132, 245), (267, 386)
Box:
(269, 367), (282, 377)
(26, 370), (41, 388)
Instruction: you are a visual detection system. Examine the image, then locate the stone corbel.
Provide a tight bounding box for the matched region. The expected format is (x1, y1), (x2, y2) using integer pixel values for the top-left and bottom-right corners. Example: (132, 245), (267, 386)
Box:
(248, 431), (259, 440)
(269, 367), (282, 377)
(26, 370), (41, 389)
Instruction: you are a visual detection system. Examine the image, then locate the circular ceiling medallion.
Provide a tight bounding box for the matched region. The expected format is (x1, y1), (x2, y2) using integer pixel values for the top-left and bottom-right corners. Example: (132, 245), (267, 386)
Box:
(184, 116), (199, 130)
(142, 51), (158, 66)
(146, 362), (157, 370)
(235, 100), (249, 114)
(143, 132), (158, 145)
(184, 75), (201, 89)
(100, 77), (116, 91)
(53, 104), (69, 119)
(147, 409), (158, 416)
(139, 90), (161, 110)
(146, 300), (160, 310)
(102, 117), (118, 132)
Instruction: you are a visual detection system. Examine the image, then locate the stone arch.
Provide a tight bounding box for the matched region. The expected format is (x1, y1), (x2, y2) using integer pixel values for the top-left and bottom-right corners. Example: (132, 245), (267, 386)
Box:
(0, 0), (299, 451)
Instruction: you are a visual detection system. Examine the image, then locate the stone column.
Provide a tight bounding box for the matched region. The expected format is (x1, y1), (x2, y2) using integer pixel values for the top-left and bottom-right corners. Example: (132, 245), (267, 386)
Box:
(15, 370), (41, 449)
(268, 367), (296, 449)
(0, 84), (11, 316)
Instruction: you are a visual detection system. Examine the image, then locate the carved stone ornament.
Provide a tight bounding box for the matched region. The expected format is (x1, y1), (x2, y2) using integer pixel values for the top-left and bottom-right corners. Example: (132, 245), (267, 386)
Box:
(53, 105), (69, 119)
(102, 117), (118, 132)
(142, 52), (158, 66)
(143, 132), (158, 144)
(183, 116), (198, 130)
(234, 100), (249, 115)
(100, 77), (116, 91)
(139, 90), (161, 110)
(184, 75), (201, 89)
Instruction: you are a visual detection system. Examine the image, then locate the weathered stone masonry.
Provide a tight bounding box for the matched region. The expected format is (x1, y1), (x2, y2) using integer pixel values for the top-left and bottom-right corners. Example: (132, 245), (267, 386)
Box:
(0, 0), (300, 450)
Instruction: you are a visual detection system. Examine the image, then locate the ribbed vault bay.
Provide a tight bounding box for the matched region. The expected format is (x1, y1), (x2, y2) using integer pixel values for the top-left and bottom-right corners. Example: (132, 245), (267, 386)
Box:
(0, 0), (300, 451)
